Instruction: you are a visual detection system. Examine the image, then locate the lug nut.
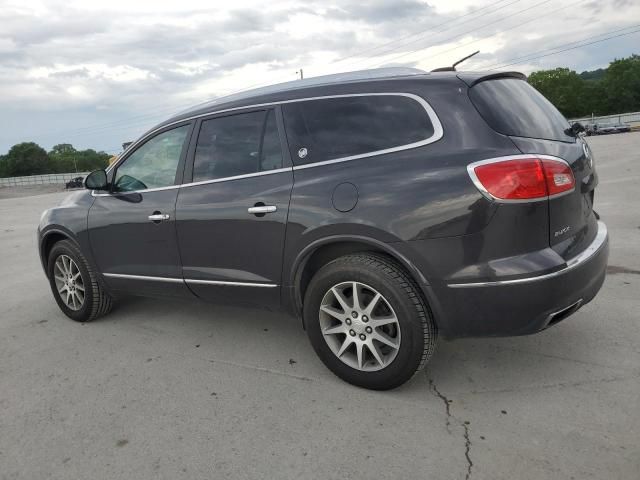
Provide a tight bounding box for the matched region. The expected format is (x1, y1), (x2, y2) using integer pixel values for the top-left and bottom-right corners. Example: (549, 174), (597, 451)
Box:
(351, 311), (358, 318)
(345, 319), (352, 325)
(362, 315), (369, 323)
(349, 329), (356, 337)
(359, 334), (366, 340)
(365, 326), (372, 334)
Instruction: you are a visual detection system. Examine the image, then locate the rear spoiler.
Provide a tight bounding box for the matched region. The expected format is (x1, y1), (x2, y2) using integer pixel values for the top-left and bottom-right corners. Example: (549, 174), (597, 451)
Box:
(456, 71), (526, 87)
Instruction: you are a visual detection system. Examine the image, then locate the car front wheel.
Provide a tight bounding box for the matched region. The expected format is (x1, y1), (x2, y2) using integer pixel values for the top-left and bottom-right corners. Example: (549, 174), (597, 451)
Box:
(47, 240), (113, 322)
(304, 253), (437, 390)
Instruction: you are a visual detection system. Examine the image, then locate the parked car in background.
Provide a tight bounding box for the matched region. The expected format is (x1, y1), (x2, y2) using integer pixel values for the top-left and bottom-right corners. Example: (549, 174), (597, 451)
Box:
(65, 176), (84, 189)
(612, 122), (631, 133)
(590, 122), (631, 135)
(38, 68), (608, 390)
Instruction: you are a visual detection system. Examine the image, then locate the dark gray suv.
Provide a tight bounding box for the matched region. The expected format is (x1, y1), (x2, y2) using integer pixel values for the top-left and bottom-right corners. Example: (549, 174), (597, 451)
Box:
(38, 68), (609, 390)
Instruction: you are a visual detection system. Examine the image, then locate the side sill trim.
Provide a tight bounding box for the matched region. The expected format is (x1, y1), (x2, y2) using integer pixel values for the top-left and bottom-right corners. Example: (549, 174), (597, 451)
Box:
(102, 273), (277, 288)
(185, 279), (277, 288)
(447, 221), (608, 288)
(103, 273), (183, 283)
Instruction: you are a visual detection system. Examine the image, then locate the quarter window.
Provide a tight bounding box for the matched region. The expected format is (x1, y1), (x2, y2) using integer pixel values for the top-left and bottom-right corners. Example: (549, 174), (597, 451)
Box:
(192, 109), (283, 182)
(282, 95), (435, 165)
(113, 125), (190, 192)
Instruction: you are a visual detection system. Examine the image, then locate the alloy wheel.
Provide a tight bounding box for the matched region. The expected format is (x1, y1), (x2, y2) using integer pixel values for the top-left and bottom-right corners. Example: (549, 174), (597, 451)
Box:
(53, 254), (85, 311)
(319, 281), (401, 371)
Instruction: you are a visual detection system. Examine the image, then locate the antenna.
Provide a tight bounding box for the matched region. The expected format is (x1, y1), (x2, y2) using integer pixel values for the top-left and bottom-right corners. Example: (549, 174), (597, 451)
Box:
(431, 50), (480, 72)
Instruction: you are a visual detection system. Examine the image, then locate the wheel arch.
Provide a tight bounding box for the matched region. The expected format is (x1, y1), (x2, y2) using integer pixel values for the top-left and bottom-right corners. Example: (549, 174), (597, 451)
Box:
(39, 228), (80, 276)
(289, 235), (431, 320)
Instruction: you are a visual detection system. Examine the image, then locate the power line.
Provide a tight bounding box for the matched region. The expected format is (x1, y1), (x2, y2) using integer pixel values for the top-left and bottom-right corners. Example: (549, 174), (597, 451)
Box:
(348, 0), (526, 69)
(405, 0), (581, 69)
(16, 1), (519, 142)
(14, 2), (637, 149)
(486, 24), (640, 70)
(332, 0), (514, 65)
(366, 0), (553, 69)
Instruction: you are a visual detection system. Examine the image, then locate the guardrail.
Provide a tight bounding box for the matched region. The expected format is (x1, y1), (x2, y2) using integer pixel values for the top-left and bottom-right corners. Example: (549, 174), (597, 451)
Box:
(0, 172), (90, 188)
(569, 111), (640, 127)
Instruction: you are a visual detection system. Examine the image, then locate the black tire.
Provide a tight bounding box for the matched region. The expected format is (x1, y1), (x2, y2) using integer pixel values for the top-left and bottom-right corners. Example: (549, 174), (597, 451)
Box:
(303, 253), (437, 390)
(47, 240), (113, 322)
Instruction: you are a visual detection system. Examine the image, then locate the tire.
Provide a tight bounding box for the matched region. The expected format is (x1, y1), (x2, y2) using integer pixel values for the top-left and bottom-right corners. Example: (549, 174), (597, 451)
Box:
(303, 253), (437, 390)
(47, 240), (113, 322)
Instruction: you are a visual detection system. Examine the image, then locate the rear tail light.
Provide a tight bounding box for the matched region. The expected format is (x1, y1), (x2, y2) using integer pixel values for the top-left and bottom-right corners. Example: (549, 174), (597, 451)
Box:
(468, 155), (575, 202)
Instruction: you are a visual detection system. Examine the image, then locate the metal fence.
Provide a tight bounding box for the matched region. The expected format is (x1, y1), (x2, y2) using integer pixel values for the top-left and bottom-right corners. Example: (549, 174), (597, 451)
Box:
(569, 111), (640, 127)
(0, 172), (89, 188)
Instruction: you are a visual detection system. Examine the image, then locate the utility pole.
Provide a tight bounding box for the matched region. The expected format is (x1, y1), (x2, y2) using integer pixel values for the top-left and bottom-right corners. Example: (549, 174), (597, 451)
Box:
(296, 69), (304, 80)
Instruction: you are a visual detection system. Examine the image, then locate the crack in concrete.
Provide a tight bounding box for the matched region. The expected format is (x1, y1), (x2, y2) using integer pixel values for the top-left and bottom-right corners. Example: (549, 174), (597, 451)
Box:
(462, 422), (473, 480)
(429, 378), (473, 479)
(429, 378), (452, 432)
(607, 265), (640, 275)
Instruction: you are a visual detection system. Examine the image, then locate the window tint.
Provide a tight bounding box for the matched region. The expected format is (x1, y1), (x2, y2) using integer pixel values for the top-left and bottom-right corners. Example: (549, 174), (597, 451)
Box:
(282, 95), (435, 165)
(469, 79), (572, 142)
(113, 125), (189, 192)
(193, 109), (283, 182)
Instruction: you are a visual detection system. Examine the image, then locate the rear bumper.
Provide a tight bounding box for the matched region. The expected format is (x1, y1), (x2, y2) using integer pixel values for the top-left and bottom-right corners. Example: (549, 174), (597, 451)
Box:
(428, 221), (609, 337)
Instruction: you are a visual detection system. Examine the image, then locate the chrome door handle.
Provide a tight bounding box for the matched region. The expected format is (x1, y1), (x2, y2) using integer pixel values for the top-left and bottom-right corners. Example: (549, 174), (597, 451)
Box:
(148, 213), (170, 222)
(248, 205), (277, 214)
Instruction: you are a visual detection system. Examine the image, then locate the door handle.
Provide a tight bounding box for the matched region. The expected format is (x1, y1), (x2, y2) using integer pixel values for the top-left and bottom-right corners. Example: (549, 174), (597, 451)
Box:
(248, 205), (277, 215)
(148, 213), (170, 222)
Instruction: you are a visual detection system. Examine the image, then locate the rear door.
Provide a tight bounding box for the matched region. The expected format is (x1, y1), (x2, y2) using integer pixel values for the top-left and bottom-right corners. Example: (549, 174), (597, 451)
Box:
(468, 78), (598, 258)
(175, 108), (293, 307)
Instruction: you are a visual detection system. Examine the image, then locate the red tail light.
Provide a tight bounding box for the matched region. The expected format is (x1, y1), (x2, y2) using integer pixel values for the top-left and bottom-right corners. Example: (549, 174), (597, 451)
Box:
(468, 155), (575, 201)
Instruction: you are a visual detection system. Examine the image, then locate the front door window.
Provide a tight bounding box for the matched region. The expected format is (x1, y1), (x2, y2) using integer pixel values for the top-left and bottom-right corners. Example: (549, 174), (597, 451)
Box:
(113, 125), (190, 192)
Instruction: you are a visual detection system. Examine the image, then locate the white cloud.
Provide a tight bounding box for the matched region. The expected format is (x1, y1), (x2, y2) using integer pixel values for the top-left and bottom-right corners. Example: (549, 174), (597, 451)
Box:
(0, 0), (638, 153)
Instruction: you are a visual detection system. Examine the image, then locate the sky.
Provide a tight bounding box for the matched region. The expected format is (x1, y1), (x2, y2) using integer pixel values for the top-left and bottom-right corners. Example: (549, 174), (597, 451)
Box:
(1, 0), (638, 155)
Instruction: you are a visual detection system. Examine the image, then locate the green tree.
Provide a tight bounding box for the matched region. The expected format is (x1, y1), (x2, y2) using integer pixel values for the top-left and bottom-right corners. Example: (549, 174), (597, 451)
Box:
(529, 54), (640, 118)
(49, 143), (78, 173)
(75, 148), (110, 171)
(601, 54), (640, 114)
(528, 68), (585, 118)
(48, 144), (111, 173)
(2, 142), (50, 177)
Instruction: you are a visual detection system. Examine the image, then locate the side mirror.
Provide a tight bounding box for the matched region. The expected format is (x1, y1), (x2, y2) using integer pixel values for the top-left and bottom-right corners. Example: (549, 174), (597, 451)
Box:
(84, 169), (108, 190)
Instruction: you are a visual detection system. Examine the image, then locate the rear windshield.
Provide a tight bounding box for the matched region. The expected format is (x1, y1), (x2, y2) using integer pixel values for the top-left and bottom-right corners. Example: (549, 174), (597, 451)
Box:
(469, 78), (572, 142)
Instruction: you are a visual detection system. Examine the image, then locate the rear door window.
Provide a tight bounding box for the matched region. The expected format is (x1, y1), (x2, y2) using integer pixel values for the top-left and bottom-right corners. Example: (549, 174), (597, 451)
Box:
(469, 78), (572, 142)
(282, 95), (436, 165)
(192, 109), (283, 182)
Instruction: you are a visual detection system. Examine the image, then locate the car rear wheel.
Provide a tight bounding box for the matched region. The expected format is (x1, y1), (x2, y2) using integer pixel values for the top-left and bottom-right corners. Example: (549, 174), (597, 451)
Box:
(304, 253), (437, 390)
(47, 240), (113, 322)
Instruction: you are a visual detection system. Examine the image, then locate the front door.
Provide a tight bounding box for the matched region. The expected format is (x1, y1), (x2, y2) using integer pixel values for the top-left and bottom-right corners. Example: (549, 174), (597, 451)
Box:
(176, 108), (293, 307)
(88, 122), (193, 297)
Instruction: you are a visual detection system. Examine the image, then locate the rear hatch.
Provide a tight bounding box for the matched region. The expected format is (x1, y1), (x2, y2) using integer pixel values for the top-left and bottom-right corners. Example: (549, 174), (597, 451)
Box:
(467, 75), (598, 258)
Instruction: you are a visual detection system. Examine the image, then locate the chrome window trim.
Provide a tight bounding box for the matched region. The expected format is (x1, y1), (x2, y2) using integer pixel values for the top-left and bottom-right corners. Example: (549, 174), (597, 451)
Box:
(103, 272), (277, 288)
(183, 167), (291, 189)
(92, 167), (292, 196)
(95, 92), (443, 196)
(466, 154), (575, 204)
(447, 221), (607, 288)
